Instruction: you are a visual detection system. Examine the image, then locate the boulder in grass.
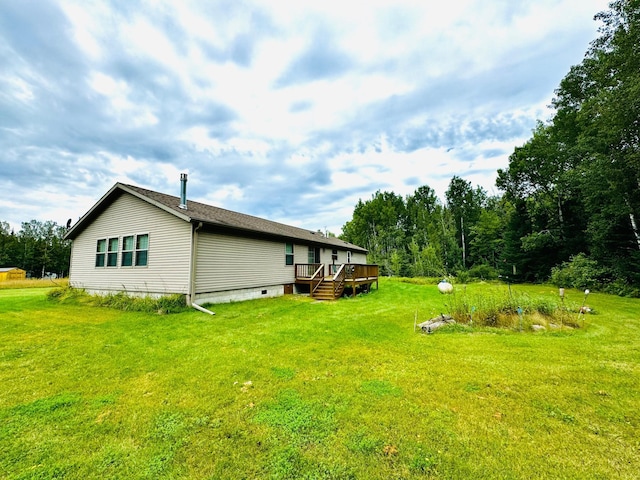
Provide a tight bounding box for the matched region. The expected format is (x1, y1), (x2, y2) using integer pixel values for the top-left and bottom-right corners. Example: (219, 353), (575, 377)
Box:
(418, 314), (455, 333)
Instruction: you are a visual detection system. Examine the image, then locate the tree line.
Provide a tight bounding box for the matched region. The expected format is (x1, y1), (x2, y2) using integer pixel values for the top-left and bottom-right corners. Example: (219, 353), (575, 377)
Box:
(341, 1), (640, 293)
(0, 220), (71, 278)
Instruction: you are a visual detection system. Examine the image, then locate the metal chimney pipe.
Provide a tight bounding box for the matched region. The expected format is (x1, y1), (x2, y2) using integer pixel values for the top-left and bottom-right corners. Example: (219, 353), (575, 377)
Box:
(179, 173), (188, 209)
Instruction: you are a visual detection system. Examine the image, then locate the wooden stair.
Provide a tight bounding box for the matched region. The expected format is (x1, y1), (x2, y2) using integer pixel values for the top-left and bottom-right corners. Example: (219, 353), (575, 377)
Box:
(312, 279), (342, 300)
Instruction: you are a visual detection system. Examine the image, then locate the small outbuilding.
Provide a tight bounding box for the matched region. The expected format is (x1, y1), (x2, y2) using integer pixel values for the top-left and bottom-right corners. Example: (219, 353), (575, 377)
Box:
(0, 267), (26, 282)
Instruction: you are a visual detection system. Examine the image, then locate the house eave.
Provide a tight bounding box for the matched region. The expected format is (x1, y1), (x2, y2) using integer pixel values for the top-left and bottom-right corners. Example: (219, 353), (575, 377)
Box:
(63, 183), (193, 240)
(63, 182), (368, 254)
(192, 221), (367, 253)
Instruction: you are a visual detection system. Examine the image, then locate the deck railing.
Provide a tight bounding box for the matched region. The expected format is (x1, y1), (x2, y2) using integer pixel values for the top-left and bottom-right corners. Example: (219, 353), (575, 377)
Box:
(345, 264), (379, 280)
(296, 263), (323, 279)
(295, 263), (378, 280)
(295, 263), (378, 299)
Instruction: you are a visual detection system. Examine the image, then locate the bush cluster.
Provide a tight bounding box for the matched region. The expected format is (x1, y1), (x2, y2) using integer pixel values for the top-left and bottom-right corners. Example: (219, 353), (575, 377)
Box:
(550, 253), (640, 297)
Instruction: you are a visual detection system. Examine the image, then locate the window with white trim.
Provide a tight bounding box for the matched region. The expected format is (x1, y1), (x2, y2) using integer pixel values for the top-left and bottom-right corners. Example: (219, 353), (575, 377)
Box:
(135, 234), (149, 266)
(285, 243), (294, 265)
(107, 238), (119, 266)
(95, 239), (107, 267)
(95, 234), (148, 268)
(96, 238), (119, 267)
(121, 235), (135, 266)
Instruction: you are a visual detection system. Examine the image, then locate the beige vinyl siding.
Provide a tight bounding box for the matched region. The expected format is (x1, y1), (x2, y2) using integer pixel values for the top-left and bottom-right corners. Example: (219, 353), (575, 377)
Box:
(195, 233), (297, 293)
(351, 251), (367, 264)
(319, 248), (367, 273)
(293, 243), (309, 266)
(69, 193), (191, 294)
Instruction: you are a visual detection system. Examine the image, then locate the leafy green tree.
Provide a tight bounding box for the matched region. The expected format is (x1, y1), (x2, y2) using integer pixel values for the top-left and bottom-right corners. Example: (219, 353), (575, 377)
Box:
(7, 220), (71, 277)
(405, 185), (451, 276)
(496, 1), (640, 286)
(469, 197), (508, 269)
(445, 176), (486, 268)
(341, 191), (407, 275)
(0, 222), (19, 267)
(551, 0), (640, 283)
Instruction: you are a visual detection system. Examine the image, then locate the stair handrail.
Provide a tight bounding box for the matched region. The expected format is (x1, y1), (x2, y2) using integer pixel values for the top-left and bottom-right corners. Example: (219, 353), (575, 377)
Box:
(332, 263), (346, 297)
(310, 264), (325, 296)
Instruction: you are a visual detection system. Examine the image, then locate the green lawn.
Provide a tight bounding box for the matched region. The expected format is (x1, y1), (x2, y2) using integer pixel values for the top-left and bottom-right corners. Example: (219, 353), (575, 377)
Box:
(1, 279), (639, 479)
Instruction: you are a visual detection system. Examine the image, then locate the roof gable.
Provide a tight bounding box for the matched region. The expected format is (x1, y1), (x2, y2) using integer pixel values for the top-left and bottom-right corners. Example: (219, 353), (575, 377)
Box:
(64, 183), (367, 252)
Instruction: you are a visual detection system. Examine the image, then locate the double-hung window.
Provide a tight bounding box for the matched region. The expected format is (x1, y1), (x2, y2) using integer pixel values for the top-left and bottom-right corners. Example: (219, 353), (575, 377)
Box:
(95, 239), (107, 267)
(121, 236), (135, 266)
(135, 234), (149, 266)
(107, 238), (119, 266)
(285, 243), (294, 265)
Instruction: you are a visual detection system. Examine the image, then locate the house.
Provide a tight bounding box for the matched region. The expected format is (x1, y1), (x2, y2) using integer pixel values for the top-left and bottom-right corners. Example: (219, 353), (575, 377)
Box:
(64, 175), (378, 308)
(0, 267), (26, 282)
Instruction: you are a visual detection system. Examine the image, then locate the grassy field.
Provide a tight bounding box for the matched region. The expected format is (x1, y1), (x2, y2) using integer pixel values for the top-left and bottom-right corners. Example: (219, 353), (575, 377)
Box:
(1, 278), (638, 479)
(0, 277), (68, 290)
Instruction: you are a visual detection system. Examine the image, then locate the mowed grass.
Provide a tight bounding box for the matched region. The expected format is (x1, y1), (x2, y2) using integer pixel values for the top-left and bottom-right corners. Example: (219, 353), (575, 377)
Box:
(0, 279), (639, 479)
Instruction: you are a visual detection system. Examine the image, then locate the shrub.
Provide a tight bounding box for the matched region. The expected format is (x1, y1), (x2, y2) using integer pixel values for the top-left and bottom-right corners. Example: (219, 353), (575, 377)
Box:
(455, 270), (470, 284)
(468, 264), (498, 281)
(46, 285), (87, 302)
(549, 253), (609, 290)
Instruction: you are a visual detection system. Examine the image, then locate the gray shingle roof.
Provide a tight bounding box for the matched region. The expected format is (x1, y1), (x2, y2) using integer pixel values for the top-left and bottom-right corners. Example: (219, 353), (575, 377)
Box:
(66, 182), (367, 253)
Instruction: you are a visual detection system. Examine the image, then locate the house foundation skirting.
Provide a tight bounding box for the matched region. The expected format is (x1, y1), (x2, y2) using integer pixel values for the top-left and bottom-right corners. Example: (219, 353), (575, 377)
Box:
(194, 284), (285, 304)
(73, 284), (187, 299)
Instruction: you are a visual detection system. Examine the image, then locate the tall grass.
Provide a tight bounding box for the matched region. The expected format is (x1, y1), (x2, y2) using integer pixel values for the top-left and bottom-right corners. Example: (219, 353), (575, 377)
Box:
(442, 285), (579, 329)
(47, 285), (187, 314)
(0, 277), (68, 289)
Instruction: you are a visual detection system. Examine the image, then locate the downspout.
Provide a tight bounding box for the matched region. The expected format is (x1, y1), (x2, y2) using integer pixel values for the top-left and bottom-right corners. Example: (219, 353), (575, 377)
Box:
(189, 221), (215, 315)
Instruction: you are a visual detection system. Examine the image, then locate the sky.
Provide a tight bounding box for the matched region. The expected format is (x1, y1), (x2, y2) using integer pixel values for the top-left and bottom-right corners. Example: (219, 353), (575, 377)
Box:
(0, 0), (611, 236)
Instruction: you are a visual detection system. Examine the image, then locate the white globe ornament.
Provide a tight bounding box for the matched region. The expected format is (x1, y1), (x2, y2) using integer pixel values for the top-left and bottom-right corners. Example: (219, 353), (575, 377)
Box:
(438, 280), (453, 294)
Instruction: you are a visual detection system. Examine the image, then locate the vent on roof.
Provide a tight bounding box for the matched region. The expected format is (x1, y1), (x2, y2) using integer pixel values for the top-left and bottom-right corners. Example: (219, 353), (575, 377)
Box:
(179, 173), (188, 209)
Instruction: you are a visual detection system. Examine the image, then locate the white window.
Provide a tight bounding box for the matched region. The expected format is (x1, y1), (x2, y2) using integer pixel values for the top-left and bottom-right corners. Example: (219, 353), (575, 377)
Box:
(121, 236), (135, 266)
(95, 239), (107, 267)
(285, 243), (294, 265)
(96, 234), (148, 268)
(135, 234), (149, 266)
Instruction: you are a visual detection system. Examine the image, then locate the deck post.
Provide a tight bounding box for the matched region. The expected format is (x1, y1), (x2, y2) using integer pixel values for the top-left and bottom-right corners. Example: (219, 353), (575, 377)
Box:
(352, 264), (356, 297)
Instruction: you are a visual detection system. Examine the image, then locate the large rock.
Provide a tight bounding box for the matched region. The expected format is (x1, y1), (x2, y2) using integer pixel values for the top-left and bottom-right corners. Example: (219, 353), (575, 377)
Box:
(417, 314), (455, 333)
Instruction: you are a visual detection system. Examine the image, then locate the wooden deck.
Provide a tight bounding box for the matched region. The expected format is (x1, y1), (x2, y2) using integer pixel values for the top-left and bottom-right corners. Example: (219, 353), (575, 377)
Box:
(295, 264), (379, 300)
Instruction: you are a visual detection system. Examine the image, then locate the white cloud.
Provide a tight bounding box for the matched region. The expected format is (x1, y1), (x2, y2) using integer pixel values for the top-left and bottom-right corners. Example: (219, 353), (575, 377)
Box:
(0, 0), (611, 236)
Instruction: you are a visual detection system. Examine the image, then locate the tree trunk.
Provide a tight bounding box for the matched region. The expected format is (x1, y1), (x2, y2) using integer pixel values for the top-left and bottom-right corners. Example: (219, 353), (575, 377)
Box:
(625, 197), (640, 250)
(461, 216), (466, 267)
(557, 195), (566, 241)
